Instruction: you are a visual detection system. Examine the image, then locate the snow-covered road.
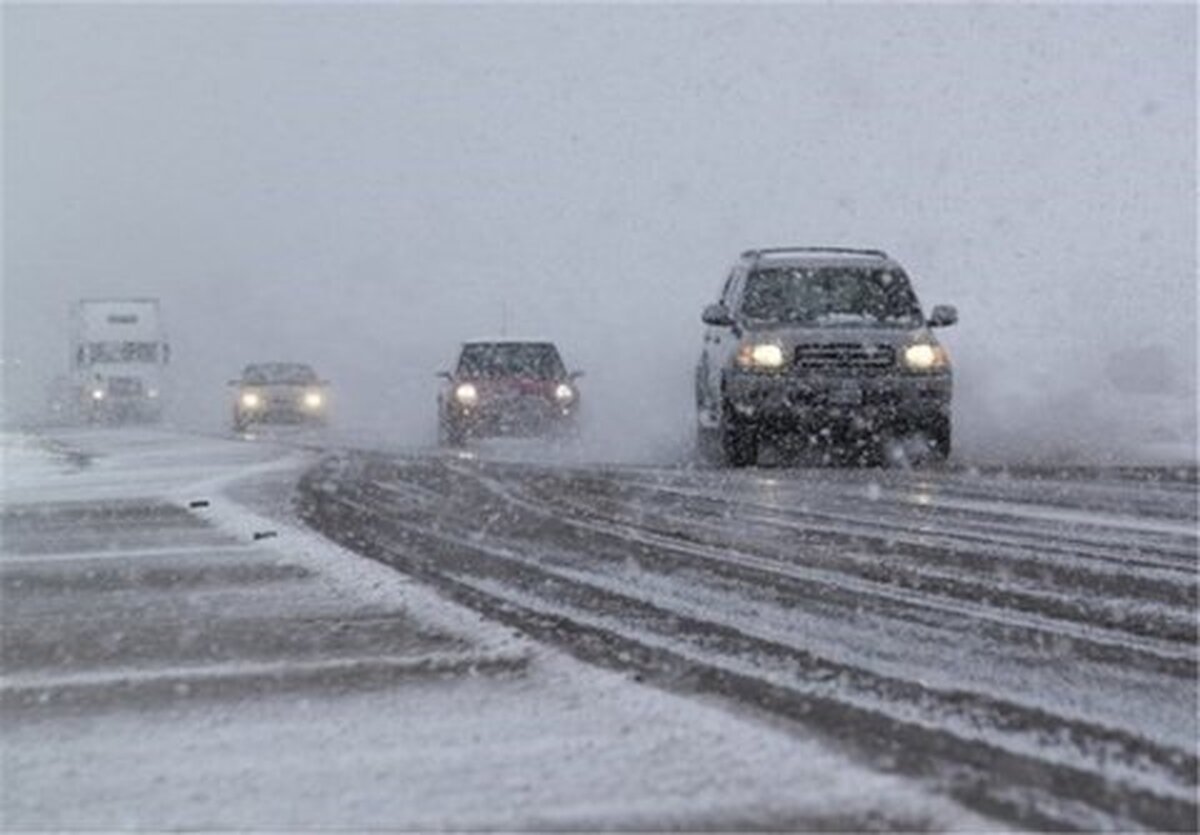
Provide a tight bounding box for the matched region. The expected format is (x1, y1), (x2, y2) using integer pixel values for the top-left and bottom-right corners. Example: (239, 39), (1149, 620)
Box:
(1, 428), (988, 829)
(300, 444), (1199, 830)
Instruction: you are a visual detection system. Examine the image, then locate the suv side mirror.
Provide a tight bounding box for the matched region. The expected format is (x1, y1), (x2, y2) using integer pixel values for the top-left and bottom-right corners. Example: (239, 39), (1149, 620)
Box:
(702, 304), (735, 327)
(569, 370), (585, 380)
(928, 305), (958, 328)
(436, 371), (452, 380)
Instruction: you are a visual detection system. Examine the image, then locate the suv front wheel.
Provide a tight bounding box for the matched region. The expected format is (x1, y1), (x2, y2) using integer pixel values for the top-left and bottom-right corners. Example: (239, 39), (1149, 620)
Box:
(439, 417), (466, 447)
(719, 404), (758, 467)
(926, 414), (951, 461)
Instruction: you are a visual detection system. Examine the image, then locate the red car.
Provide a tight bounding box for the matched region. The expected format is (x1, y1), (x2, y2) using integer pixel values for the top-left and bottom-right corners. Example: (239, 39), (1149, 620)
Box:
(438, 341), (582, 445)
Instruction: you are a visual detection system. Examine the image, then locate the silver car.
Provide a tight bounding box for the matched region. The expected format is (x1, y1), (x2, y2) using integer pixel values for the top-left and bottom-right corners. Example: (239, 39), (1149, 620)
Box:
(695, 247), (957, 466)
(230, 362), (330, 431)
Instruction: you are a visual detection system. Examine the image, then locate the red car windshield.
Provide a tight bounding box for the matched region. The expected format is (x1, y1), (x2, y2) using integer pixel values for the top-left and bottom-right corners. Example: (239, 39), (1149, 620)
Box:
(457, 344), (565, 379)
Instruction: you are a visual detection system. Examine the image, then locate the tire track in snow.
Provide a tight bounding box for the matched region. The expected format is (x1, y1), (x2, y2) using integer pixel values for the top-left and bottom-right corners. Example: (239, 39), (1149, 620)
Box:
(297, 451), (1199, 831)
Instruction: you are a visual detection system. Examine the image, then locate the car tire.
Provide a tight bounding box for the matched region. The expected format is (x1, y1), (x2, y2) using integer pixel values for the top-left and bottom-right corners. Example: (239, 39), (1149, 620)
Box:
(926, 415), (951, 462)
(720, 405), (758, 467)
(439, 420), (466, 448)
(907, 415), (955, 465)
(695, 424), (722, 465)
(558, 418), (583, 443)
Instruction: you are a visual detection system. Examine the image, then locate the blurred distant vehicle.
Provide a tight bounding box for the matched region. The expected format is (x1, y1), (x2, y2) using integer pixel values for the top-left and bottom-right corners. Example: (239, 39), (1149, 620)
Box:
(67, 298), (170, 423)
(230, 362), (329, 431)
(438, 341), (582, 446)
(696, 247), (957, 466)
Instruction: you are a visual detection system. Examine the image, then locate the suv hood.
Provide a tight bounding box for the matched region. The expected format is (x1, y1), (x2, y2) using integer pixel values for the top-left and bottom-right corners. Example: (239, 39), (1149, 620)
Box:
(740, 321), (937, 350)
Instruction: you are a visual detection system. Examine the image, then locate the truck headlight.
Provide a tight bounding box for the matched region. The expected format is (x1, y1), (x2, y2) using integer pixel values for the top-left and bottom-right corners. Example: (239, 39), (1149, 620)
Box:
(904, 343), (948, 372)
(736, 343), (786, 370)
(554, 383), (575, 403)
(303, 390), (324, 409)
(240, 391), (262, 409)
(454, 383), (479, 406)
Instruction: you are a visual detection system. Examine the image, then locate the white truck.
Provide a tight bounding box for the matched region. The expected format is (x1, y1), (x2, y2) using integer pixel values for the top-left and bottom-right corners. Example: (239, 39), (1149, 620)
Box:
(66, 298), (170, 423)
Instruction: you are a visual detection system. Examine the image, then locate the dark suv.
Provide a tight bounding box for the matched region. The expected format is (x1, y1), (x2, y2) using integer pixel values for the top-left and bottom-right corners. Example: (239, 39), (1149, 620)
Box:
(695, 247), (957, 466)
(438, 341), (582, 445)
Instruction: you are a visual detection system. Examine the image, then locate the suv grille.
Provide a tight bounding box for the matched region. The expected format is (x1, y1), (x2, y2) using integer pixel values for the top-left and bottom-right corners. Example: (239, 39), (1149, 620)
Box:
(794, 343), (895, 371)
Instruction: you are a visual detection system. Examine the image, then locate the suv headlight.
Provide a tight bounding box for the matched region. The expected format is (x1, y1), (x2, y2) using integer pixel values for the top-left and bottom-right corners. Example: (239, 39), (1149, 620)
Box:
(240, 391), (261, 409)
(736, 343), (786, 370)
(554, 383), (575, 403)
(903, 343), (949, 372)
(454, 383), (479, 406)
(303, 390), (324, 409)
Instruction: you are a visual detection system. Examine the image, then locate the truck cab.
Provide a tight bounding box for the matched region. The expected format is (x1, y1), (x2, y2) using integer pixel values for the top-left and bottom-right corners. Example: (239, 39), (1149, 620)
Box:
(69, 298), (170, 423)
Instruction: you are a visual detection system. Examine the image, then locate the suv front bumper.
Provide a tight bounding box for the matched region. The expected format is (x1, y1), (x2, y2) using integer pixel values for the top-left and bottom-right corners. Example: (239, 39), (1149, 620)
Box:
(723, 369), (951, 430)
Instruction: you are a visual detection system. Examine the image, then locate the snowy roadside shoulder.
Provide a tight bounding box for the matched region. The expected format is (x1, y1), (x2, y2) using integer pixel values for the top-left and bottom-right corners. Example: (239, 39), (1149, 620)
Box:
(1, 426), (529, 667)
(2, 426), (295, 504)
(179, 458), (533, 665)
(0, 431), (91, 490)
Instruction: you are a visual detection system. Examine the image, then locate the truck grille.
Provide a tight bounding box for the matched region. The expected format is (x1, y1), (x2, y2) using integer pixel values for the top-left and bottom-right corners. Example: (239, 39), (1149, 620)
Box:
(794, 343), (895, 371)
(107, 377), (145, 396)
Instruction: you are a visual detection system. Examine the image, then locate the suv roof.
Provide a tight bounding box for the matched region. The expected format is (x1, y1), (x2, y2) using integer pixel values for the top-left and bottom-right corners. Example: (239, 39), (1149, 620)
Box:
(461, 339), (557, 347)
(740, 246), (896, 268)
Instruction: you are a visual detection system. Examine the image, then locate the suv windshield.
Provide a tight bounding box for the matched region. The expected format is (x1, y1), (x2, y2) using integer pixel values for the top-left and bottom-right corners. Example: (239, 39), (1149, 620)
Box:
(458, 343), (565, 378)
(741, 267), (922, 327)
(243, 363), (318, 385)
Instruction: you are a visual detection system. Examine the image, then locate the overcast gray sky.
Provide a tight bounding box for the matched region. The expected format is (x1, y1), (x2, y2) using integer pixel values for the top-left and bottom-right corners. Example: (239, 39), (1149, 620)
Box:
(3, 3), (1195, 461)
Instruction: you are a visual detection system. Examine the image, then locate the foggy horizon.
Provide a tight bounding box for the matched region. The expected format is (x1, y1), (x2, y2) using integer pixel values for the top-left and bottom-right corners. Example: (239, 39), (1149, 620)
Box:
(4, 3), (1196, 464)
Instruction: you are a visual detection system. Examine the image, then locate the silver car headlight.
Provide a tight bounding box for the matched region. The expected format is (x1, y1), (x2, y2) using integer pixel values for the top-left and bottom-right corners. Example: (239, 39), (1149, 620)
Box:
(303, 390), (324, 409)
(903, 343), (949, 372)
(240, 391), (262, 409)
(736, 343), (786, 370)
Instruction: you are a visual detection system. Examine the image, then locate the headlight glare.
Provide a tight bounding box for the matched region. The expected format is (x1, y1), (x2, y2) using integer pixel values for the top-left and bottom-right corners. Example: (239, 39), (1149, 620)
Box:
(240, 391), (261, 409)
(554, 383), (575, 403)
(91, 388), (106, 401)
(737, 343), (786, 370)
(454, 383), (479, 406)
(303, 390), (324, 409)
(904, 343), (945, 371)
